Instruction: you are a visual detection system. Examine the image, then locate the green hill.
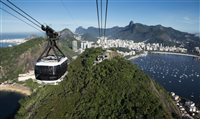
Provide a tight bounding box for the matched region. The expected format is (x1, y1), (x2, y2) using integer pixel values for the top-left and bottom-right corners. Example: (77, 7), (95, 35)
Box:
(0, 38), (44, 82)
(16, 48), (181, 119)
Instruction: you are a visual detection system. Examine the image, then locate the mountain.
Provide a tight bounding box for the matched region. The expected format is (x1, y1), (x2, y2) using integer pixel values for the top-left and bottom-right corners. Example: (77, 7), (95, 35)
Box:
(0, 38), (45, 81)
(195, 33), (200, 37)
(59, 28), (75, 39)
(16, 48), (181, 119)
(75, 21), (200, 52)
(59, 28), (81, 49)
(0, 32), (182, 118)
(75, 26), (99, 41)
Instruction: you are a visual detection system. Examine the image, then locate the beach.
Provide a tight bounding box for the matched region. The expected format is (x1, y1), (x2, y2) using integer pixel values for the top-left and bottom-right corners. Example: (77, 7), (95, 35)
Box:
(128, 51), (148, 60)
(0, 83), (32, 96)
(150, 51), (200, 58)
(128, 51), (200, 60)
(0, 38), (28, 45)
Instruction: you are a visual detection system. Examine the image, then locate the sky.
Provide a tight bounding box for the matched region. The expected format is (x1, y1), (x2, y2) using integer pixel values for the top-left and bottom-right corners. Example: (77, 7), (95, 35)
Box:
(0, 0), (199, 34)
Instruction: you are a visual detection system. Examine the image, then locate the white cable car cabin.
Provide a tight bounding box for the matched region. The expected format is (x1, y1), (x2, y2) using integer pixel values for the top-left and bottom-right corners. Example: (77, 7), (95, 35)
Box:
(34, 25), (68, 81)
(35, 56), (68, 81)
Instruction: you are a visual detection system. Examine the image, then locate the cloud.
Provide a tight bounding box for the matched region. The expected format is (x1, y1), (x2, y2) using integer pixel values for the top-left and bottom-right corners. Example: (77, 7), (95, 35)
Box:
(183, 16), (190, 21)
(181, 16), (197, 24)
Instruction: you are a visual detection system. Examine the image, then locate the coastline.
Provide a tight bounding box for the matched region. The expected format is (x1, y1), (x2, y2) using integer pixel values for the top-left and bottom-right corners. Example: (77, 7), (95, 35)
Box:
(150, 51), (200, 58)
(128, 51), (148, 60)
(128, 51), (200, 60)
(0, 83), (32, 96)
(0, 38), (28, 45)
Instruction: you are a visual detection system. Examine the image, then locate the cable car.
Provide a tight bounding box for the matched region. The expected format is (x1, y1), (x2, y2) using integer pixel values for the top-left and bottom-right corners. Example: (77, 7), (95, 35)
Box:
(34, 25), (68, 81)
(35, 56), (68, 81)
(0, 1), (69, 82)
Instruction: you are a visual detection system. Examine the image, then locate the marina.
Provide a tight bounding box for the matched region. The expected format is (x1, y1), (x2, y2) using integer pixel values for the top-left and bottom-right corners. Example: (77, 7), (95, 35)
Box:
(131, 53), (200, 105)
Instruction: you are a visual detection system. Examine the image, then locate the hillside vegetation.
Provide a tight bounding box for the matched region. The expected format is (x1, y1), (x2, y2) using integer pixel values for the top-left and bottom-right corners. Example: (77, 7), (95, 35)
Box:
(0, 37), (76, 82)
(0, 38), (44, 82)
(16, 48), (181, 119)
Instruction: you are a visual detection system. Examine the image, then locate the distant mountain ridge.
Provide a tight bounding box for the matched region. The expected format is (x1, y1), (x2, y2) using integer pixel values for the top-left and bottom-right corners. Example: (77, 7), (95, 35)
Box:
(75, 21), (200, 53)
(59, 28), (75, 39)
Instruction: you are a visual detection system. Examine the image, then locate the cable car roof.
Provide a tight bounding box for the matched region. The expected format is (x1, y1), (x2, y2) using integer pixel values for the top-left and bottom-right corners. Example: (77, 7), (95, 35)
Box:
(36, 57), (68, 66)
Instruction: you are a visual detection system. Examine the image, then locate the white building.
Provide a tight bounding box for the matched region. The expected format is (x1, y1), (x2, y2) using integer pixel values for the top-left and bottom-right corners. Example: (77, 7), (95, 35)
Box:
(72, 40), (78, 52)
(195, 47), (200, 54)
(81, 41), (94, 50)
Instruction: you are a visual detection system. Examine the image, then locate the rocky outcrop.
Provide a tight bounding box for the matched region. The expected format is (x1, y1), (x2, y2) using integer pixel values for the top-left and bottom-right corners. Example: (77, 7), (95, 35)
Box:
(0, 66), (5, 79)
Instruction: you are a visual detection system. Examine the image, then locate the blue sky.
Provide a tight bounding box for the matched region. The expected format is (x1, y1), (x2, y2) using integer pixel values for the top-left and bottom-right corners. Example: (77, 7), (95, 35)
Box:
(0, 0), (199, 33)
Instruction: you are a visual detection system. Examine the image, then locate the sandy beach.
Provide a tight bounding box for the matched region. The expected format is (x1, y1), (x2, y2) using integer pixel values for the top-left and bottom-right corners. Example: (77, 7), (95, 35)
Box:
(0, 83), (32, 96)
(128, 51), (148, 60)
(128, 51), (200, 60)
(0, 38), (28, 45)
(150, 51), (200, 58)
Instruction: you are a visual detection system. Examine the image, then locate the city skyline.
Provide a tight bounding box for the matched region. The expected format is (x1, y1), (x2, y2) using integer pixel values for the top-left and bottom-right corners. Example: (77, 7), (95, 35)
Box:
(0, 0), (199, 33)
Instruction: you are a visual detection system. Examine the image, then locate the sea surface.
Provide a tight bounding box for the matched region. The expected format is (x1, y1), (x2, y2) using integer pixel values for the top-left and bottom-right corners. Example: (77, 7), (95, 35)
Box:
(0, 32), (43, 47)
(0, 91), (24, 119)
(131, 53), (200, 104)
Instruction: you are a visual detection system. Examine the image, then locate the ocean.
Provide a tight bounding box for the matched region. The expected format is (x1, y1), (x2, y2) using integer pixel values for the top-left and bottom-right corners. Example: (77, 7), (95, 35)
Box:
(0, 32), (44, 47)
(0, 91), (24, 119)
(131, 53), (200, 104)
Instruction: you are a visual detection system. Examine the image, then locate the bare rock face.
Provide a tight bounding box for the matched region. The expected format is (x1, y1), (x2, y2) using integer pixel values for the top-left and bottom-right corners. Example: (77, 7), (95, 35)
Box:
(0, 66), (5, 79)
(128, 20), (134, 28)
(16, 43), (45, 73)
(0, 39), (45, 80)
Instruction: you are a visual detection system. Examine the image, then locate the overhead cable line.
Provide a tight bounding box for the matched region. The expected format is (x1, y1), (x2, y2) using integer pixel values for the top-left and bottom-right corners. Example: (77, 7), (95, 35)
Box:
(7, 0), (42, 26)
(101, 0), (103, 36)
(0, 8), (43, 32)
(0, 0), (41, 28)
(60, 0), (78, 27)
(96, 0), (109, 38)
(104, 0), (108, 37)
(96, 0), (101, 37)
